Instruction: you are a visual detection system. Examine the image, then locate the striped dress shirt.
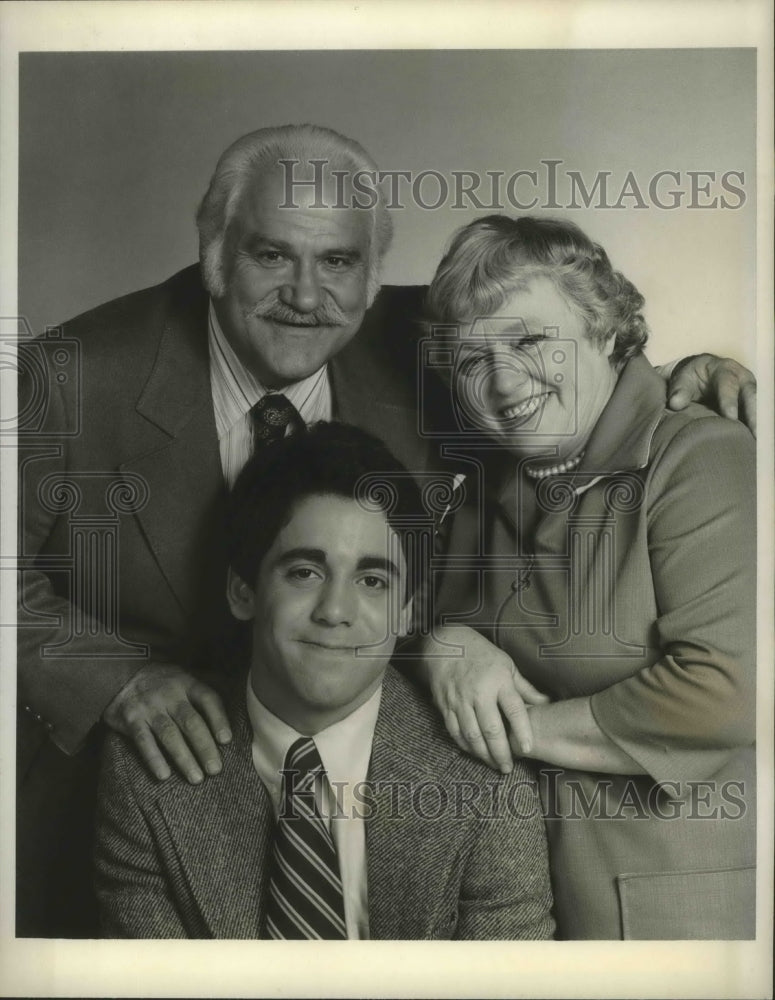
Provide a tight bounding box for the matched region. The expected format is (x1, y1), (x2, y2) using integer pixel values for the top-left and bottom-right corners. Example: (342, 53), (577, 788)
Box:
(208, 302), (333, 487)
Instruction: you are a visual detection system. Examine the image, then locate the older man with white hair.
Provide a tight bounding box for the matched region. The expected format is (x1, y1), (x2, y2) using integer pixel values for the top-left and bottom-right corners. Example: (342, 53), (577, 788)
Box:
(17, 123), (755, 936)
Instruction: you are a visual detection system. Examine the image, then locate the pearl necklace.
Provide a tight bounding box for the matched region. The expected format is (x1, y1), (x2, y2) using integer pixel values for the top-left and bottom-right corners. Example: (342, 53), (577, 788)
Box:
(524, 450), (585, 480)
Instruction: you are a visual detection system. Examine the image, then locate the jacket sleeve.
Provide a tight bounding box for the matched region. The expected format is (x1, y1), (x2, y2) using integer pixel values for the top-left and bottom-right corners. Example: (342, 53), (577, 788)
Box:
(18, 340), (147, 754)
(455, 762), (555, 940)
(590, 416), (756, 785)
(94, 736), (196, 939)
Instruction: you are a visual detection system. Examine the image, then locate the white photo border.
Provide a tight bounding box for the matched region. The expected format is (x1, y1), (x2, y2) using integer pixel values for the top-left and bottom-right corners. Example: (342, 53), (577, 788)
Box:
(0, 2), (772, 998)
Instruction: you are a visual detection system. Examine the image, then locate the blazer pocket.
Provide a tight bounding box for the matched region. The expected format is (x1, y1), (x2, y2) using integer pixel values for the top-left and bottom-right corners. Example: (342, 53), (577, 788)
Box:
(616, 866), (756, 939)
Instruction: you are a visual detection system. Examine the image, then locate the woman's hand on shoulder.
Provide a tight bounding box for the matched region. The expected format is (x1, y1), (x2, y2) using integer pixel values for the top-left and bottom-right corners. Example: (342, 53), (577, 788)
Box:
(420, 625), (549, 773)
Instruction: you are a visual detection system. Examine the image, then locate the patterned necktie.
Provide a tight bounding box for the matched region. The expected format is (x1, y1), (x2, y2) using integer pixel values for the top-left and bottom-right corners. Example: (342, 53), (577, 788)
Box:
(249, 393), (304, 450)
(262, 737), (347, 940)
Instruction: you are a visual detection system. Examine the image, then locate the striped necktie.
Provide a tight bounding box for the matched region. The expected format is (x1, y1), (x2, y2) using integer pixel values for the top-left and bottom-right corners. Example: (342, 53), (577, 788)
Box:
(262, 737), (347, 939)
(249, 393), (304, 450)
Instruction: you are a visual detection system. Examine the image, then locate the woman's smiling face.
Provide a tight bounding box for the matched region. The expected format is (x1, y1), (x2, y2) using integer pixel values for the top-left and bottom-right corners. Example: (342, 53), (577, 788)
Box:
(452, 276), (618, 461)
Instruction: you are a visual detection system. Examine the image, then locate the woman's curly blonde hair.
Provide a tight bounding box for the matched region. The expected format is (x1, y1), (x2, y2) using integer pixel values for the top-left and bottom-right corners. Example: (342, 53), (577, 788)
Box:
(426, 215), (648, 368)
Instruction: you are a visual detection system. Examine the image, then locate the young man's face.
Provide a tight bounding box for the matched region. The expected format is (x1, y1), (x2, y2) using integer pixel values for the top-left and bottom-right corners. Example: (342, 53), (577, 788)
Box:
(228, 494), (411, 734)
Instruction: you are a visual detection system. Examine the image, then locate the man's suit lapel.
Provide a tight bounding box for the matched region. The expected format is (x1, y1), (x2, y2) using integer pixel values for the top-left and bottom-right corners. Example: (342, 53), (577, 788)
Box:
(120, 275), (226, 617)
(149, 669), (473, 939)
(366, 737), (452, 939)
(365, 670), (471, 940)
(154, 698), (275, 938)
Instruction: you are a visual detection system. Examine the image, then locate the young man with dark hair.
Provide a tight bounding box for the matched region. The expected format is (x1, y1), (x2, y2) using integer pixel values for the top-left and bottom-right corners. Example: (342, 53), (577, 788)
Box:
(94, 423), (554, 939)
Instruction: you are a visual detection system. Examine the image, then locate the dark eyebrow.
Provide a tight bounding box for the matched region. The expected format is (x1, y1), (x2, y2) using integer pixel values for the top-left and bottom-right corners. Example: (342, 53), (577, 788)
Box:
(273, 549), (400, 578)
(356, 556), (400, 578)
(274, 547), (327, 565)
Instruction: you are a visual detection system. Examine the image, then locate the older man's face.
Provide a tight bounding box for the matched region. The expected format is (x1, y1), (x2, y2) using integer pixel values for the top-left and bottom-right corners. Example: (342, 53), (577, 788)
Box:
(213, 166), (373, 388)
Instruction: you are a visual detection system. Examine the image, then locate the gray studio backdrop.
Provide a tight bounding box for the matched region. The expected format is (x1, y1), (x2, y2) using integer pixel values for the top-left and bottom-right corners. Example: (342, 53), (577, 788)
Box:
(19, 49), (755, 365)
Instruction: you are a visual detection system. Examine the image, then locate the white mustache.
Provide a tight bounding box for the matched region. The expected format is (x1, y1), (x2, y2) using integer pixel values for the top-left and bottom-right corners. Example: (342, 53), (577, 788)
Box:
(249, 296), (346, 327)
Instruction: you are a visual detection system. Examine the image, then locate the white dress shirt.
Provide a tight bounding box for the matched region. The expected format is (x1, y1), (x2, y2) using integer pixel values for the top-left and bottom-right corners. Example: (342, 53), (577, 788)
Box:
(246, 679), (381, 940)
(208, 302), (333, 487)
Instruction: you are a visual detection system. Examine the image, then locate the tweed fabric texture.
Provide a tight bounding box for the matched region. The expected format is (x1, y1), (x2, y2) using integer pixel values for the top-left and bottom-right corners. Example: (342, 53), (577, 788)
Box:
(95, 667), (555, 939)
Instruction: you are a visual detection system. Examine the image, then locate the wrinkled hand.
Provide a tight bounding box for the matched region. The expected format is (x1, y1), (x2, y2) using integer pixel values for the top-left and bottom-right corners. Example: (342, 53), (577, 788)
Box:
(424, 625), (549, 773)
(668, 353), (756, 435)
(103, 664), (232, 783)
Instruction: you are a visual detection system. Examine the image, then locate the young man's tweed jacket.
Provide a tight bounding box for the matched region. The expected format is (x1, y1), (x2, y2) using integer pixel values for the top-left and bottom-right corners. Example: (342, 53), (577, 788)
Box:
(95, 667), (555, 940)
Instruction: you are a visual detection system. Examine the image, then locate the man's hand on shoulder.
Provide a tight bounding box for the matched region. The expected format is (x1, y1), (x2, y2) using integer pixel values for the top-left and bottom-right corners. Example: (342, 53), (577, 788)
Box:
(667, 353), (756, 435)
(103, 664), (232, 784)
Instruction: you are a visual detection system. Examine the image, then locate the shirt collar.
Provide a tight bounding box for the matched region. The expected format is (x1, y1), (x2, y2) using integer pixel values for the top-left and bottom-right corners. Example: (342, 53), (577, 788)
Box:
(246, 677), (382, 803)
(208, 300), (263, 438)
(208, 299), (329, 439)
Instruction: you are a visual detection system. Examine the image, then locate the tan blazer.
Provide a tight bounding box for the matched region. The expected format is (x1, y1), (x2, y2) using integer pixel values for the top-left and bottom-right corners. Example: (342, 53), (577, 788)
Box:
(437, 356), (756, 939)
(95, 668), (555, 940)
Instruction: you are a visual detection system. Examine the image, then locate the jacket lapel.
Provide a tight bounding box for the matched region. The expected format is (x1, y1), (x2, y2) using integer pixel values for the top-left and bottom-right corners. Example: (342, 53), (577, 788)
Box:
(125, 281), (439, 615)
(120, 278), (226, 616)
(155, 698), (274, 938)
(153, 669), (472, 939)
(365, 670), (470, 940)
